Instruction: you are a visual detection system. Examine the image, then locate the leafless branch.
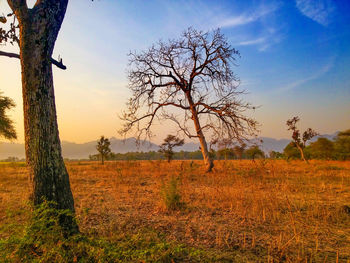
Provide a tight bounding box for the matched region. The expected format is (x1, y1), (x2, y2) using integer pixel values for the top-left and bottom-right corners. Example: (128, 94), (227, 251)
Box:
(0, 50), (67, 70)
(120, 27), (258, 147)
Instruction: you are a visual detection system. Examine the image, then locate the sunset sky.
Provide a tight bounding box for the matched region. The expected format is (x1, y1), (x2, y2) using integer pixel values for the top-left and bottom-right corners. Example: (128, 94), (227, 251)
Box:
(0, 0), (349, 144)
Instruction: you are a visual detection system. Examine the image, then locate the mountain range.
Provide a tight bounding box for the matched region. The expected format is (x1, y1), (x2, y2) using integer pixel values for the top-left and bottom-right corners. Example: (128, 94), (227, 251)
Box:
(0, 133), (338, 160)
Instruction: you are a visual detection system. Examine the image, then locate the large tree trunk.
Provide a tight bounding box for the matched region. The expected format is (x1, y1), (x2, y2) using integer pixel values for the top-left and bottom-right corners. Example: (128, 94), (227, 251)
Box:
(14, 1), (75, 217)
(188, 99), (213, 172)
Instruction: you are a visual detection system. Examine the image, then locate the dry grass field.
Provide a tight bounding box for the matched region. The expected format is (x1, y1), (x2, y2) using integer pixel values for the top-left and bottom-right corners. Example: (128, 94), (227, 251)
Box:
(1, 160), (350, 262)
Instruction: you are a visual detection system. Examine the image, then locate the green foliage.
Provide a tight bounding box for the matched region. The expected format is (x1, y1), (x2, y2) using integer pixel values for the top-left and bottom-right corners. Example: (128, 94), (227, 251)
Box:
(89, 150), (205, 161)
(245, 145), (264, 160)
(281, 130), (350, 161)
(334, 130), (350, 160)
(0, 201), (213, 263)
(0, 91), (17, 140)
(161, 176), (185, 211)
(233, 144), (246, 160)
(216, 148), (235, 160)
(283, 142), (301, 160)
(269, 151), (283, 159)
(214, 138), (234, 160)
(308, 137), (334, 159)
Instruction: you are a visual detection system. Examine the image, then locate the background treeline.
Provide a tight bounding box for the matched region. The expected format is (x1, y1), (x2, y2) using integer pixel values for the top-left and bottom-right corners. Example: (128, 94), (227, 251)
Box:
(283, 129), (350, 160)
(89, 150), (205, 161)
(89, 129), (350, 161)
(3, 130), (349, 162)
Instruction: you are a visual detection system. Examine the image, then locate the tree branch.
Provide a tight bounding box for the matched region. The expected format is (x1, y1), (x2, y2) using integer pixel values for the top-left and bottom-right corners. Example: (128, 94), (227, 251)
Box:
(0, 50), (67, 70)
(7, 0), (28, 19)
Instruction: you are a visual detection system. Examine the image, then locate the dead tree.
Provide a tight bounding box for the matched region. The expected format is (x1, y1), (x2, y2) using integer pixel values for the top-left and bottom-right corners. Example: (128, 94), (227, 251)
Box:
(120, 28), (258, 172)
(286, 116), (318, 163)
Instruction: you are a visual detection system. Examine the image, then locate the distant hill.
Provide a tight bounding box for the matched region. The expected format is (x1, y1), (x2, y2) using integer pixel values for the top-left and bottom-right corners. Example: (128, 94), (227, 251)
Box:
(0, 142), (25, 160)
(0, 137), (160, 160)
(259, 137), (290, 153)
(0, 132), (340, 160)
(258, 132), (338, 153)
(61, 137), (158, 159)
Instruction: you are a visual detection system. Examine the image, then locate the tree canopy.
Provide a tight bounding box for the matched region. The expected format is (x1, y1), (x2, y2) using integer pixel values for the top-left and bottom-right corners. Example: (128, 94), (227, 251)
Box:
(334, 130), (350, 160)
(159, 135), (184, 162)
(0, 91), (17, 140)
(96, 136), (111, 164)
(286, 116), (317, 162)
(120, 27), (258, 171)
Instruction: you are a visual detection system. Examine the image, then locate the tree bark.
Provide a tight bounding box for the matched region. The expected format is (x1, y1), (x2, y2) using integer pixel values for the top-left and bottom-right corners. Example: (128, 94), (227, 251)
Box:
(296, 143), (308, 163)
(13, 1), (75, 218)
(188, 96), (214, 172)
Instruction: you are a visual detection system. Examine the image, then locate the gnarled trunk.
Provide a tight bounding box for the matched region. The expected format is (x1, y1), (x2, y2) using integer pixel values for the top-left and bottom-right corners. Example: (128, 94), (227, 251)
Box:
(15, 1), (75, 214)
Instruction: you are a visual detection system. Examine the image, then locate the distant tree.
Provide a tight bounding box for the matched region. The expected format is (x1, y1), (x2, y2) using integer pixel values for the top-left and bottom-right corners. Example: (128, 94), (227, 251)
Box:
(283, 142), (301, 160)
(188, 150), (203, 160)
(120, 28), (258, 172)
(245, 145), (264, 161)
(96, 136), (111, 165)
(159, 135), (184, 162)
(216, 148), (234, 160)
(308, 137), (334, 160)
(2, 156), (19, 162)
(233, 143), (246, 160)
(269, 151), (283, 159)
(0, 92), (17, 140)
(215, 138), (234, 160)
(286, 116), (317, 163)
(334, 130), (350, 160)
(89, 154), (99, 161)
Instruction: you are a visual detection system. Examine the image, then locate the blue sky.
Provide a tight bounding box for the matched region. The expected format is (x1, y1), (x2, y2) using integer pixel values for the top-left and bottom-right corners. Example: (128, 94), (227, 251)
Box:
(0, 0), (349, 143)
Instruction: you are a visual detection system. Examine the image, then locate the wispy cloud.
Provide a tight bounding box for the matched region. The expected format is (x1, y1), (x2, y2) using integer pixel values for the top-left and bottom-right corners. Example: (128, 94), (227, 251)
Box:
(220, 2), (285, 52)
(235, 26), (285, 52)
(295, 0), (336, 26)
(278, 56), (335, 92)
(258, 30), (284, 51)
(218, 3), (280, 28)
(238, 37), (266, 46)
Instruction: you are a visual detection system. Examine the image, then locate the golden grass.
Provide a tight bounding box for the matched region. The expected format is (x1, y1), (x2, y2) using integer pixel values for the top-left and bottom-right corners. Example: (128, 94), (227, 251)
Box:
(1, 160), (350, 262)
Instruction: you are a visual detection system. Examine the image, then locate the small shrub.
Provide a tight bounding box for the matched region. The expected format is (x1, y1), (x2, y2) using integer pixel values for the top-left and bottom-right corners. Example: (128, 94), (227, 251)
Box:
(161, 176), (185, 211)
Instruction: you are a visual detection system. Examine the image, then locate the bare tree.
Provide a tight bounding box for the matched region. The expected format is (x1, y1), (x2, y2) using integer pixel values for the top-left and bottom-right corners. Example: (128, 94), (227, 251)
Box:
(120, 28), (258, 172)
(159, 134), (184, 162)
(0, 1), (76, 231)
(286, 116), (318, 163)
